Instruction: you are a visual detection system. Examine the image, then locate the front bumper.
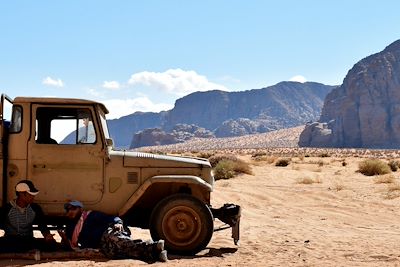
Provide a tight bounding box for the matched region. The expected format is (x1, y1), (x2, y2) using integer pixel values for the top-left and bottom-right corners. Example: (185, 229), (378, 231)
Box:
(210, 203), (241, 245)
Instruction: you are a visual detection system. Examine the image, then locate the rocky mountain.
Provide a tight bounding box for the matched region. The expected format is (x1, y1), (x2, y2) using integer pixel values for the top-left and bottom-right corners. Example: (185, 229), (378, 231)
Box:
(108, 111), (167, 148)
(130, 124), (214, 148)
(164, 82), (333, 131)
(108, 81), (334, 148)
(299, 39), (400, 148)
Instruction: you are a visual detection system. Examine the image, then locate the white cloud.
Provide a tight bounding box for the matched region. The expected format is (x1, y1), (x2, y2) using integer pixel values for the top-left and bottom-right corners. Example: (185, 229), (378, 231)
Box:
(289, 75), (307, 83)
(102, 81), (120, 90)
(88, 88), (103, 97)
(42, 77), (64, 87)
(101, 97), (173, 119)
(128, 68), (228, 96)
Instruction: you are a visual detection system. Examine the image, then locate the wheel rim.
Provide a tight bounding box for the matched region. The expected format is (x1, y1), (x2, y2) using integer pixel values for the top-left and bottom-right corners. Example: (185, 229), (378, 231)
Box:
(161, 205), (202, 247)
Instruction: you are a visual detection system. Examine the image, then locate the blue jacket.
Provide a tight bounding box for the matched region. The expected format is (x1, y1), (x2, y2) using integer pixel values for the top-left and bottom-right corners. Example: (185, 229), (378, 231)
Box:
(66, 210), (123, 249)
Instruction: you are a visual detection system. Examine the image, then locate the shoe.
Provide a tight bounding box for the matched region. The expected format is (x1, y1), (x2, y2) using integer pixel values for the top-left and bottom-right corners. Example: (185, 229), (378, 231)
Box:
(159, 250), (168, 262)
(156, 240), (165, 251)
(145, 240), (166, 263)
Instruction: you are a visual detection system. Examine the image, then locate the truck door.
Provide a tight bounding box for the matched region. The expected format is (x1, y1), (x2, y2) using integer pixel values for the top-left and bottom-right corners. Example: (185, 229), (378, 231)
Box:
(0, 94), (13, 206)
(27, 105), (104, 210)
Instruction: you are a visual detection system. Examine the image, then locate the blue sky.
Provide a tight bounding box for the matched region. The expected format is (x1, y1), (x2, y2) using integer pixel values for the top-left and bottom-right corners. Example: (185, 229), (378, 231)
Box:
(1, 0), (399, 119)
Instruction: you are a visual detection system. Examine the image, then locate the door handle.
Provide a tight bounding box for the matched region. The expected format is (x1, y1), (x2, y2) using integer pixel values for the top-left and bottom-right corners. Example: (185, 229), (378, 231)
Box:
(33, 164), (46, 168)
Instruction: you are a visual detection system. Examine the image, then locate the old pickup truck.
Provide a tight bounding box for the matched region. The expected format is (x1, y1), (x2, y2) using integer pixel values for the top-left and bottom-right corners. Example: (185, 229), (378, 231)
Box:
(0, 94), (240, 255)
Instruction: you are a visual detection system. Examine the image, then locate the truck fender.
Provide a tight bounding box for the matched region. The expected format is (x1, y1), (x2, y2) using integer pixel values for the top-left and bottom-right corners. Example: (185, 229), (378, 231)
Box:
(119, 175), (213, 216)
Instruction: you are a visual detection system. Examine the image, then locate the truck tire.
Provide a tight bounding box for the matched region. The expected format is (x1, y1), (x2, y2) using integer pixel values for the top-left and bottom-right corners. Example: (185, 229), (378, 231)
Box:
(149, 194), (214, 255)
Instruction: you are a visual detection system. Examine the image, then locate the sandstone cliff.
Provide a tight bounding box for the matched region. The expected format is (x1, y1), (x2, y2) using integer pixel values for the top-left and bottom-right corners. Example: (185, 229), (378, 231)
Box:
(299, 39), (400, 148)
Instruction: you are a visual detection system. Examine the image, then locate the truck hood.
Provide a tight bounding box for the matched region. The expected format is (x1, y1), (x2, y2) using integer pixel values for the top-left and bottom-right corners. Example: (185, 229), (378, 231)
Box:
(110, 150), (212, 168)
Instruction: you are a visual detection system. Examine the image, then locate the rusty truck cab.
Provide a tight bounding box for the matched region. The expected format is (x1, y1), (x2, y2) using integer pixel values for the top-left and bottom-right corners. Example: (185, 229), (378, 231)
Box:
(2, 96), (110, 217)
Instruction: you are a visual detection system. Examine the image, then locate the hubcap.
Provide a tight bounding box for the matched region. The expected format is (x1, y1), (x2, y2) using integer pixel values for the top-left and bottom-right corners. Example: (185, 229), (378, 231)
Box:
(162, 205), (202, 247)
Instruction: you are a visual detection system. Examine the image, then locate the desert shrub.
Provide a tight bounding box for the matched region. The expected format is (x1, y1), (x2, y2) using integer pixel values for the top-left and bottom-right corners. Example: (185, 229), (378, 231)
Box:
(296, 177), (322, 184)
(307, 160), (326, 166)
(213, 158), (253, 180)
(197, 151), (215, 159)
(374, 174), (395, 184)
(266, 156), (278, 164)
(342, 160), (347, 167)
(149, 150), (166, 155)
(208, 154), (239, 167)
(388, 160), (399, 172)
(358, 159), (391, 176)
(297, 177), (314, 184)
(385, 183), (400, 199)
(233, 160), (253, 175)
(332, 181), (345, 191)
(251, 151), (276, 163)
(251, 151), (267, 158)
(252, 155), (277, 164)
(275, 158), (291, 167)
(213, 160), (236, 180)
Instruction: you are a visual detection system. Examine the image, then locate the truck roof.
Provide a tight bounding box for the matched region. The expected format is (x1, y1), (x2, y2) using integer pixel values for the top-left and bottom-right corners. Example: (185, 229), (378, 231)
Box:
(13, 96), (109, 114)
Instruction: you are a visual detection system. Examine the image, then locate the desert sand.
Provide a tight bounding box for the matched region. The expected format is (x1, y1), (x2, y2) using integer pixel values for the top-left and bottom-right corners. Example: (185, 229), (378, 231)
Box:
(2, 152), (400, 266)
(2, 126), (400, 266)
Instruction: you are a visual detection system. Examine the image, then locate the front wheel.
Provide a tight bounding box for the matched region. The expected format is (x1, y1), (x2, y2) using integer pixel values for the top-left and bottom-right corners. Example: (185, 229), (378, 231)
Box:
(149, 194), (214, 255)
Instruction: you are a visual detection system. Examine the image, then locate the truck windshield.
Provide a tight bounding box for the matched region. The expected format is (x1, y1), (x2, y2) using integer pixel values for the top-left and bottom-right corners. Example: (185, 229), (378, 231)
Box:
(9, 106), (22, 133)
(99, 109), (110, 139)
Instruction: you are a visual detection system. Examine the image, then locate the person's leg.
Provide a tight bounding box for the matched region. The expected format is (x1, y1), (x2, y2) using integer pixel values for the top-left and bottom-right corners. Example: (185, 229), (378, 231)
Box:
(100, 228), (167, 262)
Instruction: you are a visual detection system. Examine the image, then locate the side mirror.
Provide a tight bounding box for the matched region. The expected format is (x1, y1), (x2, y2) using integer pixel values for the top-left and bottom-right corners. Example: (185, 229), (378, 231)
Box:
(106, 138), (113, 147)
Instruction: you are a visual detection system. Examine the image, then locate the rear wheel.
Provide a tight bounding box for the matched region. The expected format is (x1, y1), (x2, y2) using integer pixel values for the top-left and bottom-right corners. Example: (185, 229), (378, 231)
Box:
(149, 194), (214, 255)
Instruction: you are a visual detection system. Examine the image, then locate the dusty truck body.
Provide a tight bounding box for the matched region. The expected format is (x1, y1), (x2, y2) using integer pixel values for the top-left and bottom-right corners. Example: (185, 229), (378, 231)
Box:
(0, 94), (240, 255)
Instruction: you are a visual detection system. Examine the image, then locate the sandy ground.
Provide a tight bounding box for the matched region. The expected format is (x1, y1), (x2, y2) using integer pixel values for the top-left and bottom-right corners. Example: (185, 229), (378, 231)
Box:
(2, 153), (400, 266)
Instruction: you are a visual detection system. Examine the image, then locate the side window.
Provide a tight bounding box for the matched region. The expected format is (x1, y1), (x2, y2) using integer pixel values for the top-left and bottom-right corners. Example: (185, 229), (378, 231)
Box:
(35, 107), (97, 145)
(50, 116), (76, 145)
(9, 106), (22, 133)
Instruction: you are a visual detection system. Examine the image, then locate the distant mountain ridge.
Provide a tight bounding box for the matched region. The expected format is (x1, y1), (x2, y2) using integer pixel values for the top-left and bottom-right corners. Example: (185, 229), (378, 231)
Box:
(108, 81), (335, 148)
